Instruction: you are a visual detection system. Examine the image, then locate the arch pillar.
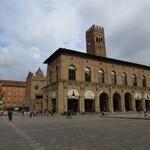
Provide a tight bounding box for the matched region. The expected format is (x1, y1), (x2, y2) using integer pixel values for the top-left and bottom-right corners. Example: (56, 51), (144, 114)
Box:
(49, 90), (52, 112)
(95, 90), (100, 113)
(64, 87), (67, 112)
(109, 90), (113, 112)
(132, 98), (136, 112)
(47, 97), (50, 111)
(80, 88), (84, 113)
(57, 83), (64, 114)
(121, 93), (125, 112)
(141, 98), (145, 111)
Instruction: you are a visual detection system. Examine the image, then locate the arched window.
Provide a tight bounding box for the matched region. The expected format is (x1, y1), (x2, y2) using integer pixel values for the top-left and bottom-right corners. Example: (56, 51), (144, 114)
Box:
(122, 72), (127, 86)
(132, 74), (137, 86)
(142, 75), (146, 87)
(68, 65), (76, 80)
(98, 69), (104, 84)
(84, 67), (91, 82)
(111, 71), (117, 85)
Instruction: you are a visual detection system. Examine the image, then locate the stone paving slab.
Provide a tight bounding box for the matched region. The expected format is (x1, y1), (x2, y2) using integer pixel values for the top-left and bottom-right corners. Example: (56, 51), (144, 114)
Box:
(102, 112), (150, 120)
(0, 114), (150, 150)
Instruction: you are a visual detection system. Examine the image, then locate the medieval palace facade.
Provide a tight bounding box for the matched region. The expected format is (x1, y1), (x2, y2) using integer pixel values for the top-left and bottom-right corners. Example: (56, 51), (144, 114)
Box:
(43, 25), (150, 114)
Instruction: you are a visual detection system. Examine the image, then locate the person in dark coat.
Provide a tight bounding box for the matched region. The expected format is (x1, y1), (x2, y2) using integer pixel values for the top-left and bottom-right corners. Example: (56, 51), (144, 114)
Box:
(8, 110), (12, 121)
(29, 111), (33, 118)
(66, 110), (72, 119)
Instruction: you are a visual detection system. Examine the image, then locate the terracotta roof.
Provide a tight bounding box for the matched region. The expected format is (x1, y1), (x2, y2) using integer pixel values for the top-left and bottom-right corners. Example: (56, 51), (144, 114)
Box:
(44, 48), (150, 70)
(0, 80), (26, 87)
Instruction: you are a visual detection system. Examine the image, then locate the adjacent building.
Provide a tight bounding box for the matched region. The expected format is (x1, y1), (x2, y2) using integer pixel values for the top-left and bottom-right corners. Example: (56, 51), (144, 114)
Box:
(0, 80), (26, 110)
(0, 85), (5, 111)
(43, 25), (150, 114)
(25, 68), (46, 112)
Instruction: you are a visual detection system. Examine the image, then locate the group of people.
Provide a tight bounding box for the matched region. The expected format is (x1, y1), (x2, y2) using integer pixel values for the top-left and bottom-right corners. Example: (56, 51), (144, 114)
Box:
(5, 109), (149, 121)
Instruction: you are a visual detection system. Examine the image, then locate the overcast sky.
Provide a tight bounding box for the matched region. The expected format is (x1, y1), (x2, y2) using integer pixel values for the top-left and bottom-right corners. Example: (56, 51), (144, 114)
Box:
(0, 0), (150, 81)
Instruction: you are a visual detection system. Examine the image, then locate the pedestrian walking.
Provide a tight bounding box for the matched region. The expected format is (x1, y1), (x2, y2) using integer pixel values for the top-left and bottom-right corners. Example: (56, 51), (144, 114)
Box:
(29, 111), (33, 118)
(8, 110), (12, 121)
(66, 110), (72, 119)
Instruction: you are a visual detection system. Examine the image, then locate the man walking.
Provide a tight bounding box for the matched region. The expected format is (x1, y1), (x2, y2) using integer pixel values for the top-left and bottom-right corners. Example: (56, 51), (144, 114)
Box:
(8, 110), (12, 121)
(66, 110), (72, 119)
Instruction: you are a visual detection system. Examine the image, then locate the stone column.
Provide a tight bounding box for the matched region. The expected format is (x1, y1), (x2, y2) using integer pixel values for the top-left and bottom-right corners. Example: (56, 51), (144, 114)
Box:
(95, 89), (100, 113)
(48, 90), (51, 111)
(141, 98), (145, 111)
(64, 87), (67, 112)
(109, 89), (113, 112)
(121, 92), (125, 112)
(57, 82), (64, 114)
(80, 88), (84, 113)
(49, 97), (51, 112)
(132, 98), (136, 112)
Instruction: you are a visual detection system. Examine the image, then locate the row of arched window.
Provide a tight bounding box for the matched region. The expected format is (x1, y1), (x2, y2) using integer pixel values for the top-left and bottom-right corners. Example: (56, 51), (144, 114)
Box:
(68, 65), (147, 87)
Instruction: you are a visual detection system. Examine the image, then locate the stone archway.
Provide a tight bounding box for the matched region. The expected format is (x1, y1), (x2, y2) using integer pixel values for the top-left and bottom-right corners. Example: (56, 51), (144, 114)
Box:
(145, 94), (150, 111)
(124, 92), (132, 111)
(135, 93), (142, 111)
(51, 91), (57, 113)
(67, 89), (80, 113)
(84, 90), (95, 112)
(113, 93), (121, 112)
(99, 92), (109, 112)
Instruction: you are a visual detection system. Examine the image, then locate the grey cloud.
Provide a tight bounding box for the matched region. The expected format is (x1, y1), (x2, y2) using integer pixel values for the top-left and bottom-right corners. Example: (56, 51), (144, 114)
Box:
(107, 3), (150, 65)
(0, 0), (150, 80)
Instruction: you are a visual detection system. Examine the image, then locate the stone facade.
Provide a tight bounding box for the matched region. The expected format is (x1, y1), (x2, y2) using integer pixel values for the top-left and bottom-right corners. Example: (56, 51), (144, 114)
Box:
(44, 25), (150, 114)
(0, 80), (26, 110)
(25, 68), (46, 112)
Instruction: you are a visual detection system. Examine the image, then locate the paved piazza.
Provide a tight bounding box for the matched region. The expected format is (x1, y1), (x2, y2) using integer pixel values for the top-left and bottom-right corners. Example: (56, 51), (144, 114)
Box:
(0, 114), (150, 150)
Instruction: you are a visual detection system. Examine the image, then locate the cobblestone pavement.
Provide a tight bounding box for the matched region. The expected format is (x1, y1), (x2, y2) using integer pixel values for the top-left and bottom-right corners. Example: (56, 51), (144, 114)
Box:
(0, 114), (150, 150)
(103, 112), (150, 120)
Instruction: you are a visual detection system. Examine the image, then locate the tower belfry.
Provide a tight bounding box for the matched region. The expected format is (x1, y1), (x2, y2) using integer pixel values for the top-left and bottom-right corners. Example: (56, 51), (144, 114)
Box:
(86, 25), (106, 57)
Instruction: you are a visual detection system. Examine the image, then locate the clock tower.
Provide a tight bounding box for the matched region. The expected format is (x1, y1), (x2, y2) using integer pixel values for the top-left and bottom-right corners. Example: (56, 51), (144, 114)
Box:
(86, 25), (106, 57)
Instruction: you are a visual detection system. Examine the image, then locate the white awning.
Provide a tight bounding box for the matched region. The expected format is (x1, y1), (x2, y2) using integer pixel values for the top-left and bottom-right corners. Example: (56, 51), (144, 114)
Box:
(67, 89), (79, 99)
(51, 91), (56, 99)
(84, 90), (95, 99)
(145, 93), (150, 100)
(135, 93), (142, 100)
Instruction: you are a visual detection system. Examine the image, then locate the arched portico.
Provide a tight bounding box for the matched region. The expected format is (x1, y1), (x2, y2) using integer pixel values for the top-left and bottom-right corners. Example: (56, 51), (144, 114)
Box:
(124, 92), (132, 111)
(135, 93), (142, 111)
(84, 90), (95, 112)
(99, 92), (109, 112)
(67, 89), (80, 113)
(145, 93), (150, 111)
(51, 91), (57, 112)
(113, 93), (121, 112)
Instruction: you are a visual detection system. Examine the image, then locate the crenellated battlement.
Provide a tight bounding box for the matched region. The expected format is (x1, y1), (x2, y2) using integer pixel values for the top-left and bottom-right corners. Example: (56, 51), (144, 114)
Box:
(86, 25), (104, 33)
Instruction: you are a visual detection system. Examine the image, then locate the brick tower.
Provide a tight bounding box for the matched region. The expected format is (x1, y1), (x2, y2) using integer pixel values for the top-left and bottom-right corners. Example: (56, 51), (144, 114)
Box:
(86, 25), (106, 57)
